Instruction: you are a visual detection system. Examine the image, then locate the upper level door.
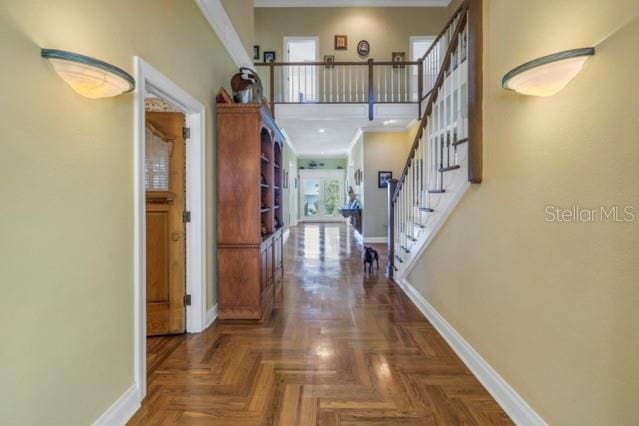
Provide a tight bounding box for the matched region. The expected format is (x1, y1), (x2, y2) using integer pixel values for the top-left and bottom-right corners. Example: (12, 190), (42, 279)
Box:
(284, 37), (319, 103)
(410, 36), (435, 101)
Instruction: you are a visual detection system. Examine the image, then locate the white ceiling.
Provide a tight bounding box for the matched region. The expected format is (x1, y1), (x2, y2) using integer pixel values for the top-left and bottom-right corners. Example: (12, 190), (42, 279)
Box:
(276, 104), (417, 158)
(255, 0), (451, 7)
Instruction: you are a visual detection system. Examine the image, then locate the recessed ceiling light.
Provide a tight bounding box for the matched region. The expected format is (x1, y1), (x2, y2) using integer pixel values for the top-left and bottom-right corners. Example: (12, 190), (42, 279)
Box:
(318, 128), (325, 133)
(383, 120), (396, 125)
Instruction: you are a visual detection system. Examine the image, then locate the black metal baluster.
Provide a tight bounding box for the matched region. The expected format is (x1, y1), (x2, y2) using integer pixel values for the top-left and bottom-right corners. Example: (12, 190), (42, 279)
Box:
(446, 130), (451, 168)
(439, 135), (444, 192)
(453, 129), (458, 165)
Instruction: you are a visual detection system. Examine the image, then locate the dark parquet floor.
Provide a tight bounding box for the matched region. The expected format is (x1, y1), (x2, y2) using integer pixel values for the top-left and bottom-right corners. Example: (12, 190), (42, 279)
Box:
(129, 223), (512, 425)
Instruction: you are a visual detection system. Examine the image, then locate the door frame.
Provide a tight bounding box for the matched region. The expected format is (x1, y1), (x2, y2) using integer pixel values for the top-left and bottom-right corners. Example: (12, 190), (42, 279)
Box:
(409, 35), (436, 101)
(283, 36), (320, 102)
(299, 169), (346, 222)
(133, 57), (207, 401)
(288, 160), (298, 227)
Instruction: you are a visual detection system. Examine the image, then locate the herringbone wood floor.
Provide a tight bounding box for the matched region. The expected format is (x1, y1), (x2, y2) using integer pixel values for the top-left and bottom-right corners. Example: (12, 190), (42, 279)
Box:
(129, 224), (512, 425)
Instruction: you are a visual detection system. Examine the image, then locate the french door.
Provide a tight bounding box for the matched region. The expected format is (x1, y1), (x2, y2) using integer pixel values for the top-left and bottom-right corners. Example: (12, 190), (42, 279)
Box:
(299, 169), (345, 222)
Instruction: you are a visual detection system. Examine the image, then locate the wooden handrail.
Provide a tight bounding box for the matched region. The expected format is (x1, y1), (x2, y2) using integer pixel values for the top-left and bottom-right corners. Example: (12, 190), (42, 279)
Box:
(418, 1), (468, 63)
(254, 61), (419, 67)
(393, 1), (469, 202)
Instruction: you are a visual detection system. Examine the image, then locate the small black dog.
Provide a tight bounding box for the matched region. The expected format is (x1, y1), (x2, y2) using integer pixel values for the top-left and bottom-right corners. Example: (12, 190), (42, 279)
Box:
(363, 246), (379, 273)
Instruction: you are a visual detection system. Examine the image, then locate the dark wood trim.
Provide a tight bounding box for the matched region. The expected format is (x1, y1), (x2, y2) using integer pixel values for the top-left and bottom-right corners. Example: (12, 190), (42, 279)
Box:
(467, 0), (483, 183)
(254, 61), (419, 67)
(417, 60), (423, 118)
(269, 101), (419, 105)
(368, 59), (374, 121)
(269, 63), (275, 117)
(386, 179), (398, 279)
(418, 1), (467, 62)
(439, 165), (461, 172)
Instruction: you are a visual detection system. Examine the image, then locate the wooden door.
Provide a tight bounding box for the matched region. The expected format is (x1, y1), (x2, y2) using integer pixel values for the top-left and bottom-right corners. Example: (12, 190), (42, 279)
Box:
(145, 111), (186, 336)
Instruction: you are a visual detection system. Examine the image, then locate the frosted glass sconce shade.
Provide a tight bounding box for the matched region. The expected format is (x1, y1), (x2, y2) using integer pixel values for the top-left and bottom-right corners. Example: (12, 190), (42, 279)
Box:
(41, 49), (135, 99)
(502, 48), (595, 97)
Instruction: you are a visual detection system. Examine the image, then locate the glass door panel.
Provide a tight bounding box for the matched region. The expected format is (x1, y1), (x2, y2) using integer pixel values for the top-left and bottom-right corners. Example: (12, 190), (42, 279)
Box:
(323, 180), (340, 217)
(303, 179), (321, 218)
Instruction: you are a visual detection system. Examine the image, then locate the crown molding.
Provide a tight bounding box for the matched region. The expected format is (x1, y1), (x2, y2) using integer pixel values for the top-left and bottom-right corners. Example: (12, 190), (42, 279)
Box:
(255, 0), (451, 7)
(195, 0), (253, 68)
(346, 128), (364, 156)
(279, 128), (299, 157)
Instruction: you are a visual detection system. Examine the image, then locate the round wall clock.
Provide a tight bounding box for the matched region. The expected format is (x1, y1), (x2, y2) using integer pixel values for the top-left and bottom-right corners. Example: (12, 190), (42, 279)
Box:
(357, 40), (370, 57)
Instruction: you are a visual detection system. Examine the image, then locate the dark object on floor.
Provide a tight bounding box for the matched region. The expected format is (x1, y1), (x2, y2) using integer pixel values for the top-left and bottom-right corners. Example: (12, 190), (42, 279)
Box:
(363, 246), (379, 273)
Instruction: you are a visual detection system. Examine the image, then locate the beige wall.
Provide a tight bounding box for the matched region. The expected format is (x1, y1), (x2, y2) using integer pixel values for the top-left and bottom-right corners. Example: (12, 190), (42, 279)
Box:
(407, 1), (639, 424)
(362, 131), (411, 238)
(221, 0), (254, 54)
(254, 6), (452, 63)
(282, 141), (297, 227)
(0, 0), (236, 424)
(347, 131), (364, 207)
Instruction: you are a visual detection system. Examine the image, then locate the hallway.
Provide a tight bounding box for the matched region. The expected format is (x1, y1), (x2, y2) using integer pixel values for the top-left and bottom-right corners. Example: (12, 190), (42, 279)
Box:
(130, 224), (512, 425)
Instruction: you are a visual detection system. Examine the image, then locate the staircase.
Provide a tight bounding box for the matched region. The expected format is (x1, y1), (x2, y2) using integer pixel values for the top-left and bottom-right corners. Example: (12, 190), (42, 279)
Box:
(388, 0), (482, 281)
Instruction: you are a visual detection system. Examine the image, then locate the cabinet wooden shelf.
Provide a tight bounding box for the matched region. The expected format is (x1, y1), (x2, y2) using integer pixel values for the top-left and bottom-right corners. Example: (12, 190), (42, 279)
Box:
(217, 104), (284, 322)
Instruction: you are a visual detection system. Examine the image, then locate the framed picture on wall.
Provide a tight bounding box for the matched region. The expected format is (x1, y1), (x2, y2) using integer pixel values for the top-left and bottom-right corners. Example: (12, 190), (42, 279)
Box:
(264, 51), (276, 63)
(324, 55), (335, 69)
(253, 45), (260, 60)
(378, 171), (392, 188)
(357, 40), (370, 57)
(392, 51), (406, 68)
(334, 35), (348, 50)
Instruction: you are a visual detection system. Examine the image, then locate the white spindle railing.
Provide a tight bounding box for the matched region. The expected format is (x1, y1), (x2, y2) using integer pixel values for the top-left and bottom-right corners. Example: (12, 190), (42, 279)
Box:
(255, 62), (419, 111)
(391, 7), (469, 272)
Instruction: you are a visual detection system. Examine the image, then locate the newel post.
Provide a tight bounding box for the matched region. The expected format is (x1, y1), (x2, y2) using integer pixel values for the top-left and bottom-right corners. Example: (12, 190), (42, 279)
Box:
(269, 63), (275, 117)
(417, 59), (423, 119)
(368, 59), (374, 121)
(467, 0), (483, 183)
(385, 179), (398, 279)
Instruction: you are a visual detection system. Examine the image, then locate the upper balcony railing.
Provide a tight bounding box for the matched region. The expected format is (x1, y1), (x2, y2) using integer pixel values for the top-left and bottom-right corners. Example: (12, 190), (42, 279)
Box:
(255, 60), (422, 120)
(254, 3), (469, 123)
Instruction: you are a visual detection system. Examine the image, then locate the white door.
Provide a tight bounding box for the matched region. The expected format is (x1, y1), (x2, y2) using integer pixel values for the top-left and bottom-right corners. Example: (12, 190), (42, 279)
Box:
(410, 36), (435, 101)
(284, 37), (319, 102)
(299, 170), (345, 222)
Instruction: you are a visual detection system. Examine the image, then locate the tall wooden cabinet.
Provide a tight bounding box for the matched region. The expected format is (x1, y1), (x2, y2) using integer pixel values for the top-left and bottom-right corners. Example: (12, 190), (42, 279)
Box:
(216, 104), (284, 321)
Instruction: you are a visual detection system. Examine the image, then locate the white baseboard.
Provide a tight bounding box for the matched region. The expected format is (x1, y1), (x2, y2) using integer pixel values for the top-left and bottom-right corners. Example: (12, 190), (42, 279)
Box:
(93, 384), (140, 426)
(205, 304), (218, 330)
(396, 278), (547, 426)
(363, 236), (387, 244)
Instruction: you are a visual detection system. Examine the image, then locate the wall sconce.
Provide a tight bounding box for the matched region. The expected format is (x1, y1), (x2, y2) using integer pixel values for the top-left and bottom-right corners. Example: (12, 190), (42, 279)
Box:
(41, 49), (135, 99)
(502, 48), (595, 97)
